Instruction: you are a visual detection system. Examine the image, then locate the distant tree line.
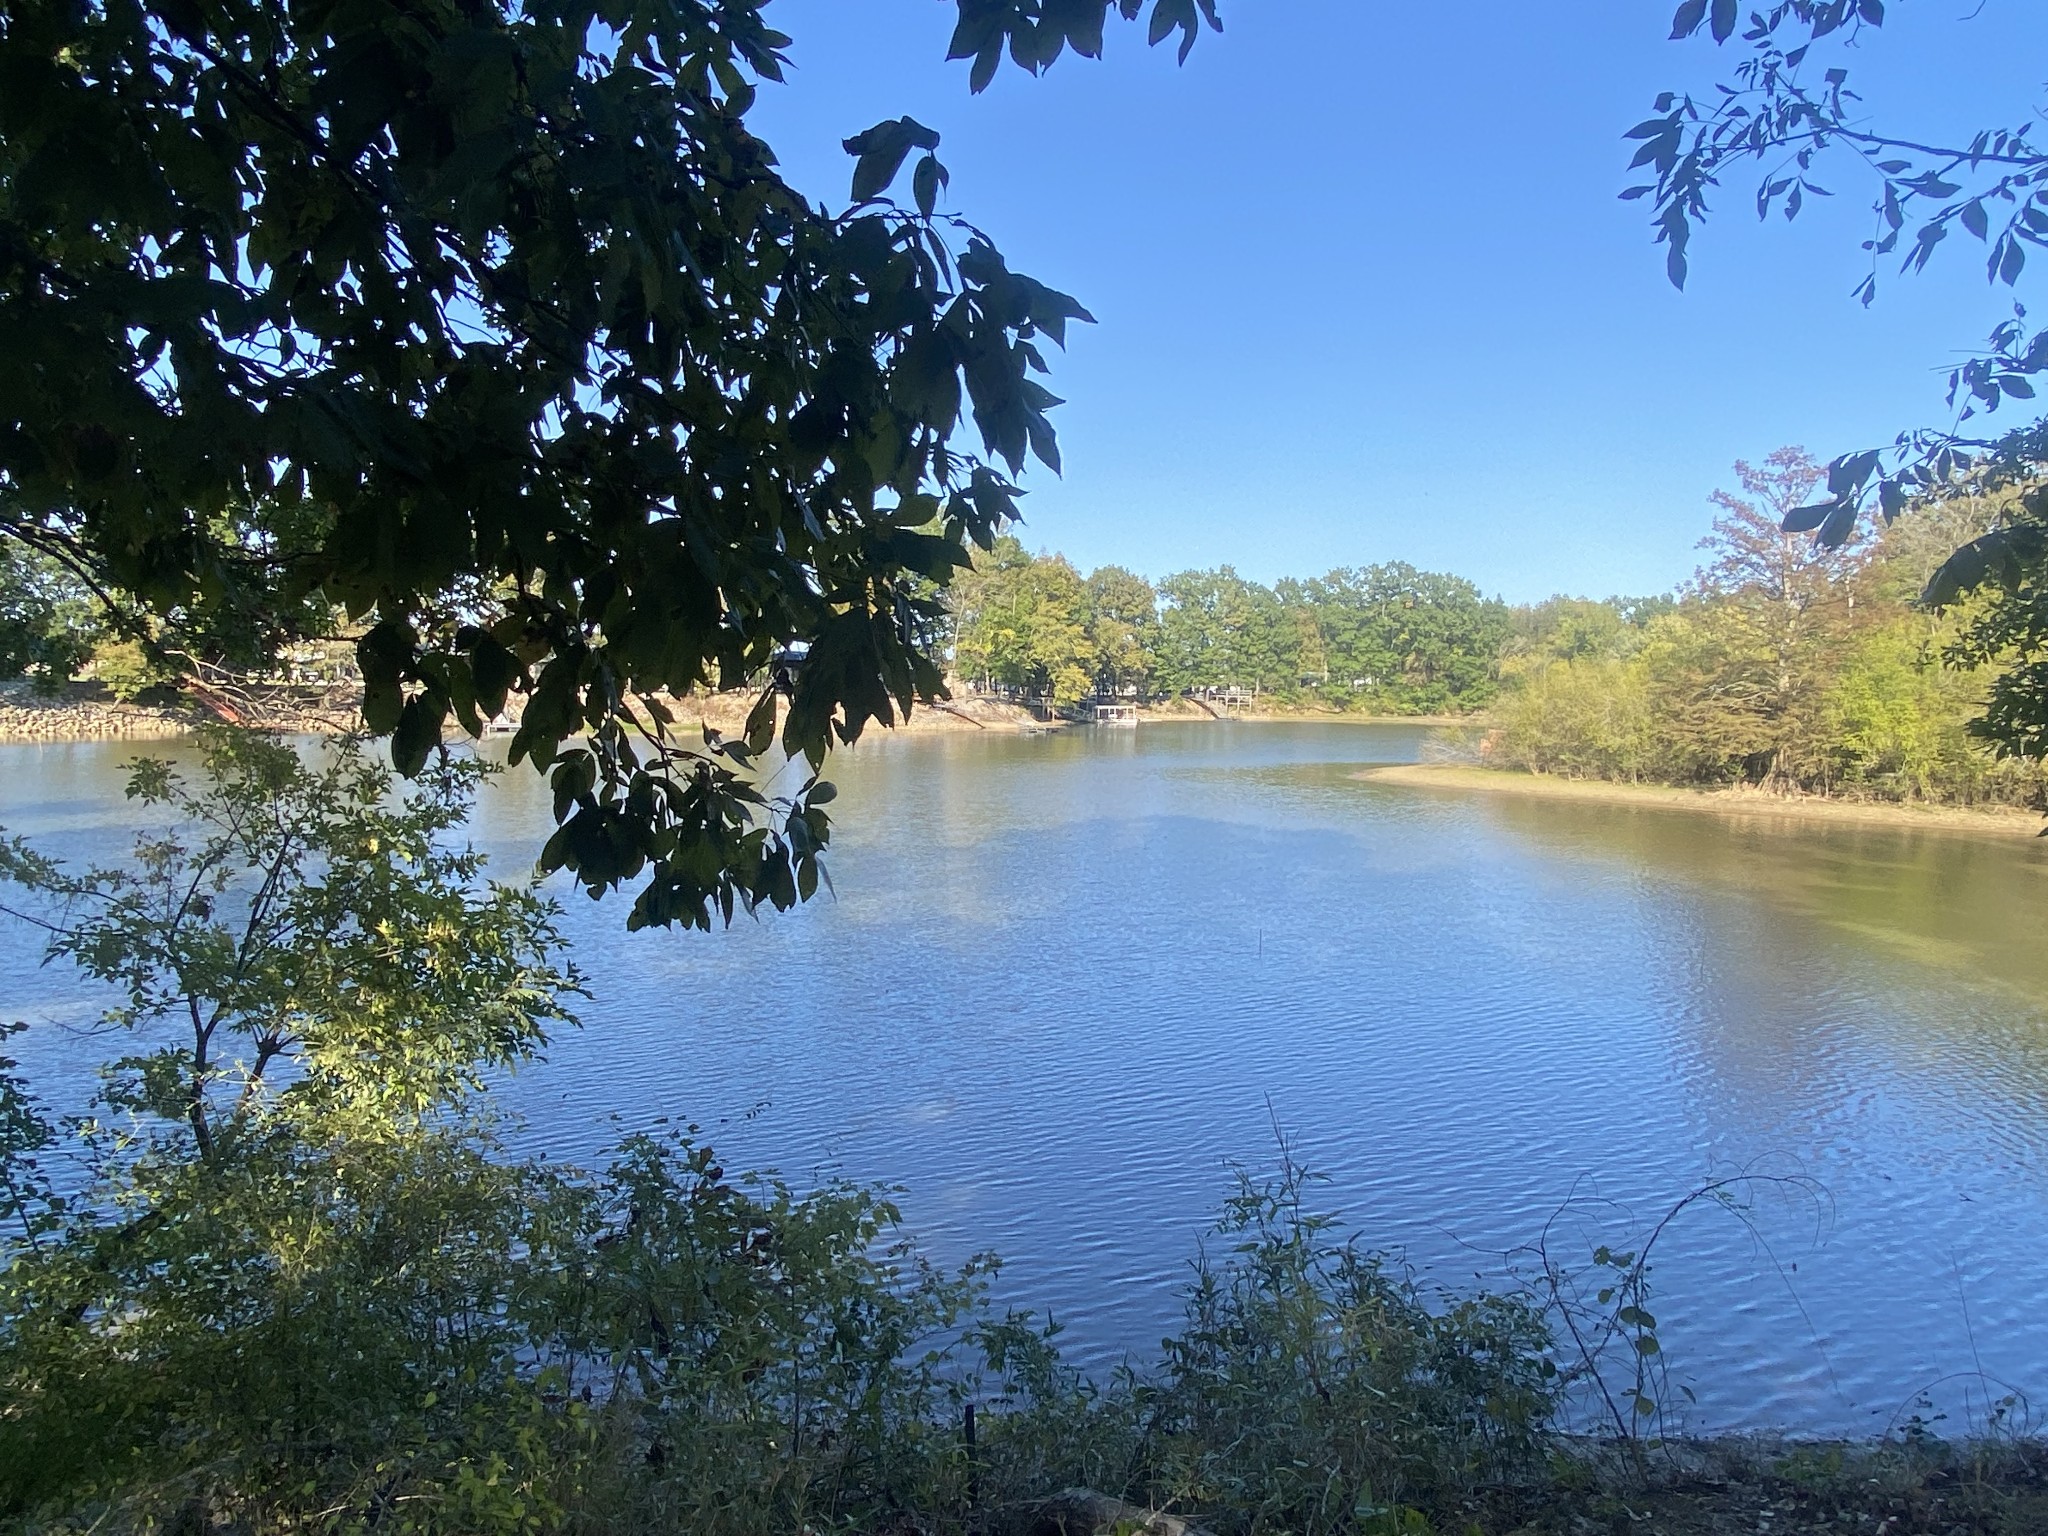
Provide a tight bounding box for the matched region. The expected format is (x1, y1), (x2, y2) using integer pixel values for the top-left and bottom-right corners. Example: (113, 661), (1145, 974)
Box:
(945, 537), (1518, 714)
(1487, 448), (2048, 807)
(941, 447), (2048, 808)
(9, 445), (2047, 809)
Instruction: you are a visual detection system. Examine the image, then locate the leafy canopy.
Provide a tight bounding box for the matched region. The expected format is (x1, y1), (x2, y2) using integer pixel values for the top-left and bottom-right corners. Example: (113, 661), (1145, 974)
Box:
(1632, 1), (2046, 544)
(0, 0), (1219, 927)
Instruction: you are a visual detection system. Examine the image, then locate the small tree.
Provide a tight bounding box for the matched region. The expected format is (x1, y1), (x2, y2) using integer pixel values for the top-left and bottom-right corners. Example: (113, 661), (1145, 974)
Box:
(1689, 448), (1866, 788)
(0, 730), (579, 1158)
(0, 543), (100, 693)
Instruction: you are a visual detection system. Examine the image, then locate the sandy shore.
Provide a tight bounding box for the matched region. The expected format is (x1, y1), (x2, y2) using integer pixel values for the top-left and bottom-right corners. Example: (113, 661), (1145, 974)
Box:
(677, 690), (1055, 736)
(1134, 699), (1471, 726)
(1353, 762), (2046, 839)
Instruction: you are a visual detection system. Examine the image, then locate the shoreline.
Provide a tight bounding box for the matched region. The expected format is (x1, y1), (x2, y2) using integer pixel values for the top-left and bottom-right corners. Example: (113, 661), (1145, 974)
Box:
(1138, 702), (1470, 726)
(1354, 762), (2045, 838)
(0, 685), (1480, 747)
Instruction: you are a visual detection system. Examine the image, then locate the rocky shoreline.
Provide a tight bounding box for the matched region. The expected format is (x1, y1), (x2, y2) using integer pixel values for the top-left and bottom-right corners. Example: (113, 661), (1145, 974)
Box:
(0, 680), (1468, 748)
(0, 681), (366, 745)
(0, 682), (197, 743)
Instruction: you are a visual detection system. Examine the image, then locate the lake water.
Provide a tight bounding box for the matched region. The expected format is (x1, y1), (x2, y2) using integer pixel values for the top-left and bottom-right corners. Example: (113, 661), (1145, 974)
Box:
(6, 722), (2048, 1435)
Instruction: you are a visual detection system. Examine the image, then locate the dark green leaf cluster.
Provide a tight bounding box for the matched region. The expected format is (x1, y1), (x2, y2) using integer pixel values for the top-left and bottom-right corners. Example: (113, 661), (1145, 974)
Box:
(947, 0), (1220, 91)
(0, 0), (1186, 927)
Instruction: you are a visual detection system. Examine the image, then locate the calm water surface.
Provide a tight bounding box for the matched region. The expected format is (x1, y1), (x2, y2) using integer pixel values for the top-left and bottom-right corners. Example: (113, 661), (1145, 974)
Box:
(5, 722), (2048, 1435)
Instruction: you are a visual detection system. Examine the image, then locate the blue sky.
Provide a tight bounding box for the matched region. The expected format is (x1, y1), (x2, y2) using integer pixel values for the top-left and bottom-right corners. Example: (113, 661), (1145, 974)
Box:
(746, 0), (2046, 603)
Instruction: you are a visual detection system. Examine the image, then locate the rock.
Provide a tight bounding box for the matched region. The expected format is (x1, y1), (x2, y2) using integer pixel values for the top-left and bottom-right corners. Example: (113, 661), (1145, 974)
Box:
(995, 1488), (1214, 1536)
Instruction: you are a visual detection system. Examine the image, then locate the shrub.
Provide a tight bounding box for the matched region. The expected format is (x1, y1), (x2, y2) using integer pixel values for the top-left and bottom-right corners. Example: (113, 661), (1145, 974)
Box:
(1486, 658), (1656, 781)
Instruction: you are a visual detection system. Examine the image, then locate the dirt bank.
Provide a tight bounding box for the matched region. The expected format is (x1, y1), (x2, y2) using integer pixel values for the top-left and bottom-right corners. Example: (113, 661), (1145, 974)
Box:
(0, 681), (1069, 748)
(675, 690), (1056, 736)
(1354, 762), (2044, 839)
(1135, 699), (1471, 726)
(1464, 1435), (2048, 1535)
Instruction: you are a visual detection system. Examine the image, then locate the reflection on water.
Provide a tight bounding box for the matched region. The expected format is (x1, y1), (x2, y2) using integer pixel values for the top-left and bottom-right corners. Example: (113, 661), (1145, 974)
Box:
(3, 723), (2047, 1433)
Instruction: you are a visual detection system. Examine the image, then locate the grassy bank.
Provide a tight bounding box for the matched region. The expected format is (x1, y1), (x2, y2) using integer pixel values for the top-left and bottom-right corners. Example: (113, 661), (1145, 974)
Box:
(1354, 762), (2046, 839)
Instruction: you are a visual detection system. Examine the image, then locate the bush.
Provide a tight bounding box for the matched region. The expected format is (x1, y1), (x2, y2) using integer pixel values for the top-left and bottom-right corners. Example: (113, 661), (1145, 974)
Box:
(1129, 1168), (1553, 1533)
(1824, 622), (2048, 805)
(1485, 658), (1656, 781)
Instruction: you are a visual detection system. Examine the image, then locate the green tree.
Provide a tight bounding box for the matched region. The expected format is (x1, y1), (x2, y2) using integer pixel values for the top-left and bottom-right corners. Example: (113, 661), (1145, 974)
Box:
(1084, 565), (1159, 694)
(0, 0), (1220, 928)
(1275, 578), (1332, 690)
(948, 535), (1033, 691)
(1688, 448), (1865, 787)
(1486, 657), (1657, 781)
(0, 542), (100, 691)
(1820, 621), (2007, 802)
(1504, 598), (1645, 668)
(950, 541), (1097, 707)
(0, 732), (579, 1157)
(1154, 568), (1287, 695)
(1307, 564), (1509, 713)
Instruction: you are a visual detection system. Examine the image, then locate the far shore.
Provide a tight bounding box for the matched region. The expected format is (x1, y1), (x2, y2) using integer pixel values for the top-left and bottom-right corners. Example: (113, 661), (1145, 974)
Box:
(1139, 701), (1472, 727)
(1354, 762), (2046, 839)
(0, 683), (1482, 746)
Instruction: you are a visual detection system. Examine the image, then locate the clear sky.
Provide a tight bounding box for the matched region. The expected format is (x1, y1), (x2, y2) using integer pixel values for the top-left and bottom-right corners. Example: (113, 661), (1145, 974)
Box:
(745, 0), (2046, 604)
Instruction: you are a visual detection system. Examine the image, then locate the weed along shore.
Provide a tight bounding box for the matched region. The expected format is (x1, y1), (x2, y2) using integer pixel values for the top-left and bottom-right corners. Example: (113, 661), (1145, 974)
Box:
(1354, 762), (2047, 839)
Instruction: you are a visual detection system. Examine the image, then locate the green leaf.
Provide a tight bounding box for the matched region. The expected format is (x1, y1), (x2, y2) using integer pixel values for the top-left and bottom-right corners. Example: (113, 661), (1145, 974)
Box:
(913, 155), (947, 218)
(392, 696), (444, 777)
(844, 117), (942, 203)
(744, 686), (779, 755)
